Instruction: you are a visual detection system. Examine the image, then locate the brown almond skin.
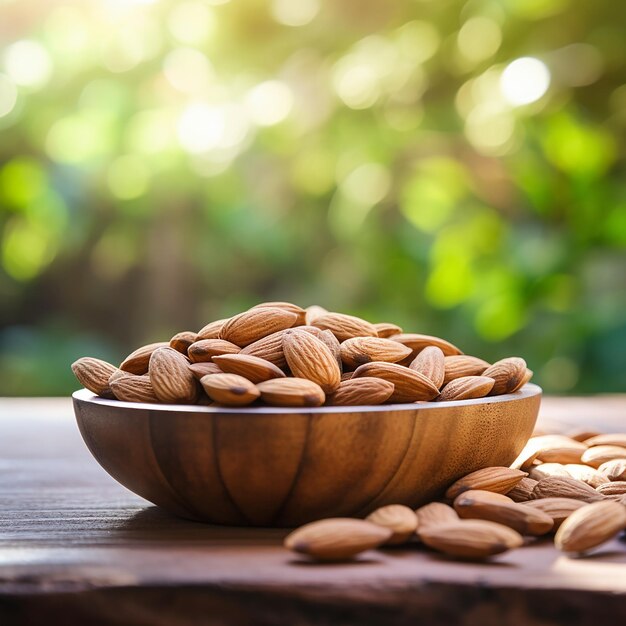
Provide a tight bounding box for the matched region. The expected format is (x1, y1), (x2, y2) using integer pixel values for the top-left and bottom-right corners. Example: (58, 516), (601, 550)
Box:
(110, 374), (159, 403)
(596, 481), (626, 496)
(437, 376), (495, 401)
(326, 377), (395, 406)
(583, 433), (626, 448)
(389, 333), (463, 358)
(284, 518), (392, 561)
(283, 329), (341, 393)
(443, 355), (490, 385)
(415, 503), (458, 538)
(251, 301), (306, 326)
(256, 378), (325, 407)
(506, 477), (539, 503)
(535, 437), (587, 464)
(149, 347), (198, 404)
(522, 497), (586, 530)
(169, 331), (198, 355)
(564, 464), (609, 488)
(212, 353), (286, 383)
(454, 490), (554, 535)
(555, 500), (626, 553)
(304, 305), (328, 325)
(419, 519), (523, 559)
(483, 357), (527, 396)
(197, 318), (229, 340)
(598, 459), (626, 481)
(580, 445), (626, 468)
(219, 307), (298, 347)
(409, 346), (445, 388)
(352, 362), (439, 403)
(188, 339), (241, 363)
(340, 337), (412, 369)
(188, 362), (222, 379)
(374, 322), (403, 338)
(200, 373), (260, 407)
(71, 357), (118, 398)
(120, 342), (169, 375)
(445, 467), (527, 500)
(366, 504), (418, 545)
(311, 312), (378, 342)
(531, 476), (605, 502)
(529, 463), (571, 481)
(240, 329), (290, 368)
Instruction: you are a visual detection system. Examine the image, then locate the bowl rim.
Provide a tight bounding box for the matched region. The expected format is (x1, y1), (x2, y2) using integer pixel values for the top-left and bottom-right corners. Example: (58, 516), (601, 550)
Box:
(72, 383), (542, 415)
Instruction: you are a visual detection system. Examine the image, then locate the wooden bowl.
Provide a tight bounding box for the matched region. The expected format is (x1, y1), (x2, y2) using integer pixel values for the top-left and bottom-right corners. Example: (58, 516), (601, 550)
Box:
(73, 384), (541, 527)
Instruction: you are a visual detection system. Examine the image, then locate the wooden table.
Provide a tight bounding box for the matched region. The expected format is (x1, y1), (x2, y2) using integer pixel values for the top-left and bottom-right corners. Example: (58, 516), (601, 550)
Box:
(1, 397), (625, 626)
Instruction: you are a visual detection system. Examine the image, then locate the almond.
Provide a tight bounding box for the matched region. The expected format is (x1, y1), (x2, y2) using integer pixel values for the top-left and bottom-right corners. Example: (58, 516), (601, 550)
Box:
(283, 329), (341, 393)
(108, 368), (128, 385)
(188, 339), (241, 363)
(340, 337), (412, 369)
(326, 377), (395, 406)
(149, 347), (198, 404)
(304, 305), (328, 325)
(120, 342), (169, 375)
(212, 353), (286, 383)
(110, 374), (158, 403)
(534, 436), (587, 464)
(554, 500), (626, 553)
(284, 518), (391, 561)
(506, 477), (539, 502)
(529, 463), (571, 481)
(352, 362), (439, 403)
(568, 429), (602, 442)
(511, 368), (533, 392)
(419, 519), (523, 559)
(522, 497), (586, 530)
(311, 312), (378, 341)
(169, 331), (198, 355)
(71, 357), (118, 398)
(580, 445), (626, 468)
(373, 322), (403, 338)
(415, 502), (458, 537)
(341, 371), (354, 381)
(200, 373), (260, 407)
(299, 326), (342, 369)
(409, 346), (445, 388)
(442, 355), (490, 385)
(598, 459), (626, 481)
(256, 378), (325, 407)
(251, 301), (306, 326)
(564, 464), (609, 488)
(437, 376), (495, 402)
(596, 481), (626, 496)
(584, 433), (626, 448)
(454, 490), (553, 535)
(445, 467), (528, 500)
(188, 362), (222, 379)
(531, 476), (604, 502)
(365, 504), (418, 545)
(389, 333), (462, 357)
(197, 318), (229, 340)
(240, 329), (290, 368)
(219, 307), (298, 347)
(482, 357), (527, 396)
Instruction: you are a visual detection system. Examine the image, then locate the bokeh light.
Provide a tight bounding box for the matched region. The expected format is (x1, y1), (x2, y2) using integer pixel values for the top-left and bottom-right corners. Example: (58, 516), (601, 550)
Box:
(500, 57), (551, 105)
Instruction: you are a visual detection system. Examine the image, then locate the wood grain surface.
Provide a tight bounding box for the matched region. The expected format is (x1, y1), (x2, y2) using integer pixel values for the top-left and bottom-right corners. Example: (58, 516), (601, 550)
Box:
(1, 396), (625, 626)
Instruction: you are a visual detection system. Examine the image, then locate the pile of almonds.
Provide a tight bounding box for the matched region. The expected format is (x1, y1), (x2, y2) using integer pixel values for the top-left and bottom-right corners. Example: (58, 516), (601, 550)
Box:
(285, 432), (626, 561)
(71, 302), (532, 407)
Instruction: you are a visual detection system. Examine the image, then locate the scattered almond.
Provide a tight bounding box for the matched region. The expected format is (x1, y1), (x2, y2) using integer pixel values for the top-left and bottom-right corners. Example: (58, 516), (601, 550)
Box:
(555, 501), (626, 553)
(445, 467), (527, 500)
(584, 433), (626, 448)
(366, 504), (418, 545)
(415, 502), (458, 538)
(564, 464), (609, 488)
(598, 459), (626, 481)
(522, 497), (586, 530)
(580, 445), (626, 468)
(506, 477), (538, 502)
(595, 481), (626, 496)
(284, 518), (391, 561)
(529, 463), (571, 481)
(531, 476), (604, 502)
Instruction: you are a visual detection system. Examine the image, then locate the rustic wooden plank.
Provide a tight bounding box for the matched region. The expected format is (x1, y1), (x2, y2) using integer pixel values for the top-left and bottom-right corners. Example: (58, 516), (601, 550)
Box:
(0, 397), (625, 626)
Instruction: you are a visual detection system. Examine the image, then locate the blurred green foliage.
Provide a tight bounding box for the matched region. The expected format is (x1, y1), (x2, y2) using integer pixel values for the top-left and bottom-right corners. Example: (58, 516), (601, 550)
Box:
(0, 0), (625, 396)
